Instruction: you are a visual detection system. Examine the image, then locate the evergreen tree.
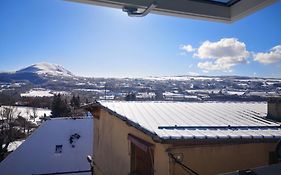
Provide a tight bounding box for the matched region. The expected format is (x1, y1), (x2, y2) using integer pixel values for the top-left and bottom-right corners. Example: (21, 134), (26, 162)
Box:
(70, 95), (75, 107)
(76, 96), (80, 107)
(125, 93), (136, 101)
(51, 94), (71, 118)
(70, 95), (81, 109)
(85, 98), (89, 104)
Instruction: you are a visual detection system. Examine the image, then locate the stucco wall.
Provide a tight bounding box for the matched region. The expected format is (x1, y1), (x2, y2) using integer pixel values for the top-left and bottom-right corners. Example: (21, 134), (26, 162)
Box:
(169, 142), (277, 175)
(92, 109), (170, 175)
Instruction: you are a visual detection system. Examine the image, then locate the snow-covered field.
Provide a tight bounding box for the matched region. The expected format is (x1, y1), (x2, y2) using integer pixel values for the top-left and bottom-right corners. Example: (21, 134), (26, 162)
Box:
(0, 106), (51, 125)
(73, 88), (110, 93)
(20, 88), (70, 97)
(21, 89), (53, 97)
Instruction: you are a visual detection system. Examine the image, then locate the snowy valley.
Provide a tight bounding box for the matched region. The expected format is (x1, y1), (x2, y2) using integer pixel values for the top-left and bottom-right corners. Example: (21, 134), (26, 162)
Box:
(0, 63), (280, 103)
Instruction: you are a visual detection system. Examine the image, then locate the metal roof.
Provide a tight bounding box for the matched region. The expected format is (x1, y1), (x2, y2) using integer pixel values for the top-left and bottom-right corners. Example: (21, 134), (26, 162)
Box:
(98, 101), (281, 141)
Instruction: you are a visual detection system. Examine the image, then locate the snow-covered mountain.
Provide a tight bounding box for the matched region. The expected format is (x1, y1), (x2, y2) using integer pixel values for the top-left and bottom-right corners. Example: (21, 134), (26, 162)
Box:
(16, 63), (74, 77)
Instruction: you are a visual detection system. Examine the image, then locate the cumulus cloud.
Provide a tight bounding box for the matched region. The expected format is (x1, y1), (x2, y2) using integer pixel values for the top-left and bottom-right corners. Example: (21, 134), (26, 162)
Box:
(193, 38), (249, 71)
(180, 44), (195, 53)
(253, 45), (281, 64)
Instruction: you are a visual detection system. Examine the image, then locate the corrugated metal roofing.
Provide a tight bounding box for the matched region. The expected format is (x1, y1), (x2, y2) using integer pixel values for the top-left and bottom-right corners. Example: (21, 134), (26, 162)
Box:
(98, 101), (281, 140)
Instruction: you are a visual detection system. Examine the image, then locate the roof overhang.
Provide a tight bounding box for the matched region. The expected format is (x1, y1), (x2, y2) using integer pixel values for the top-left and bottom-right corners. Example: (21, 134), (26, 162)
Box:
(67, 0), (277, 23)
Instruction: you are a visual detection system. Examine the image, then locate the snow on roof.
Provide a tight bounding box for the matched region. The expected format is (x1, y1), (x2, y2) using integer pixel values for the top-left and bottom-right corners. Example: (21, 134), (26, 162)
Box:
(0, 117), (93, 175)
(98, 101), (281, 141)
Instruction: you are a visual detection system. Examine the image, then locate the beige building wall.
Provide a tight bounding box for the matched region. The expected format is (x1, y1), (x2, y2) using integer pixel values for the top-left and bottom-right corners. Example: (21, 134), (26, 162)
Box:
(92, 109), (170, 175)
(91, 107), (278, 175)
(169, 142), (277, 175)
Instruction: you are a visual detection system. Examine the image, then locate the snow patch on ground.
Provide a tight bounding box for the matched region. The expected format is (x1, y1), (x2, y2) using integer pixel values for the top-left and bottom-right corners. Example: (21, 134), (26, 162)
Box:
(20, 88), (70, 97)
(7, 140), (25, 152)
(21, 89), (53, 97)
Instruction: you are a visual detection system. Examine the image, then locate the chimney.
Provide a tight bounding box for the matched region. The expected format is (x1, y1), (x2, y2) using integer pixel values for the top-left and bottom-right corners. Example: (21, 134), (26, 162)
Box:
(267, 97), (281, 122)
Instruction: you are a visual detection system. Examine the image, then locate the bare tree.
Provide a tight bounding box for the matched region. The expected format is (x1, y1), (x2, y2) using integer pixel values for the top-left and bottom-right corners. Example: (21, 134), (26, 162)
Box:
(22, 108), (31, 133)
(0, 106), (17, 161)
(31, 107), (37, 122)
(25, 108), (30, 120)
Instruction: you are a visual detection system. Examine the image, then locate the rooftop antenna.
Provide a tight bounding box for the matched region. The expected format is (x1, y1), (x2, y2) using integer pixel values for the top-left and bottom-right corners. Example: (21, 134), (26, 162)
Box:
(122, 1), (157, 17)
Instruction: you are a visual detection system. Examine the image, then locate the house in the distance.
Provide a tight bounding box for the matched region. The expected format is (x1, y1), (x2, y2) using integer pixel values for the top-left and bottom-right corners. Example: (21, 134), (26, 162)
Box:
(0, 117), (93, 175)
(85, 100), (281, 175)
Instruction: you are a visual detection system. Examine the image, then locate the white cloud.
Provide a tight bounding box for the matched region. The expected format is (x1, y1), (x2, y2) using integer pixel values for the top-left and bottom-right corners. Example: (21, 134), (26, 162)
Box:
(253, 45), (281, 64)
(180, 44), (195, 53)
(194, 38), (249, 71)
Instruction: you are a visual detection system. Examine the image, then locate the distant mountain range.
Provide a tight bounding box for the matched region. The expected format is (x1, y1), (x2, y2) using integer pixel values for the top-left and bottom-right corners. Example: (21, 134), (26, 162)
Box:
(0, 62), (280, 84)
(1, 62), (280, 82)
(0, 62), (280, 101)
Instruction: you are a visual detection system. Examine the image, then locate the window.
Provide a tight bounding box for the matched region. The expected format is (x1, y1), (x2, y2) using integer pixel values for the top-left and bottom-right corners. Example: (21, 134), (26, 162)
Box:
(55, 145), (63, 154)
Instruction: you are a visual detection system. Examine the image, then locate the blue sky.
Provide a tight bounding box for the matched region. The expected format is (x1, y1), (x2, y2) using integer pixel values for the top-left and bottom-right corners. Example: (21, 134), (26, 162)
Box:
(0, 0), (280, 78)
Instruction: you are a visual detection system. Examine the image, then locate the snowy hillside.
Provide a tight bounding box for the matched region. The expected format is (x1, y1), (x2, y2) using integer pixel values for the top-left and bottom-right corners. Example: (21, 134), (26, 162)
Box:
(16, 63), (74, 77)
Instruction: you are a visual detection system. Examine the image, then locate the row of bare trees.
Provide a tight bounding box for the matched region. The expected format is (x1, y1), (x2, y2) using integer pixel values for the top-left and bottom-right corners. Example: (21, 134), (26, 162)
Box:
(0, 106), (37, 161)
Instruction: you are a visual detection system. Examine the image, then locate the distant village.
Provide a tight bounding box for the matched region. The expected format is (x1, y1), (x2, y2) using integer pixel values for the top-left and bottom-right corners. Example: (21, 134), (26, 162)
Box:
(1, 74), (281, 106)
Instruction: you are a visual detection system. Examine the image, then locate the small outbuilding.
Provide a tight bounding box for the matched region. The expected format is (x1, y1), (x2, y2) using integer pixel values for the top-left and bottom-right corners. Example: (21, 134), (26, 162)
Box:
(86, 101), (281, 175)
